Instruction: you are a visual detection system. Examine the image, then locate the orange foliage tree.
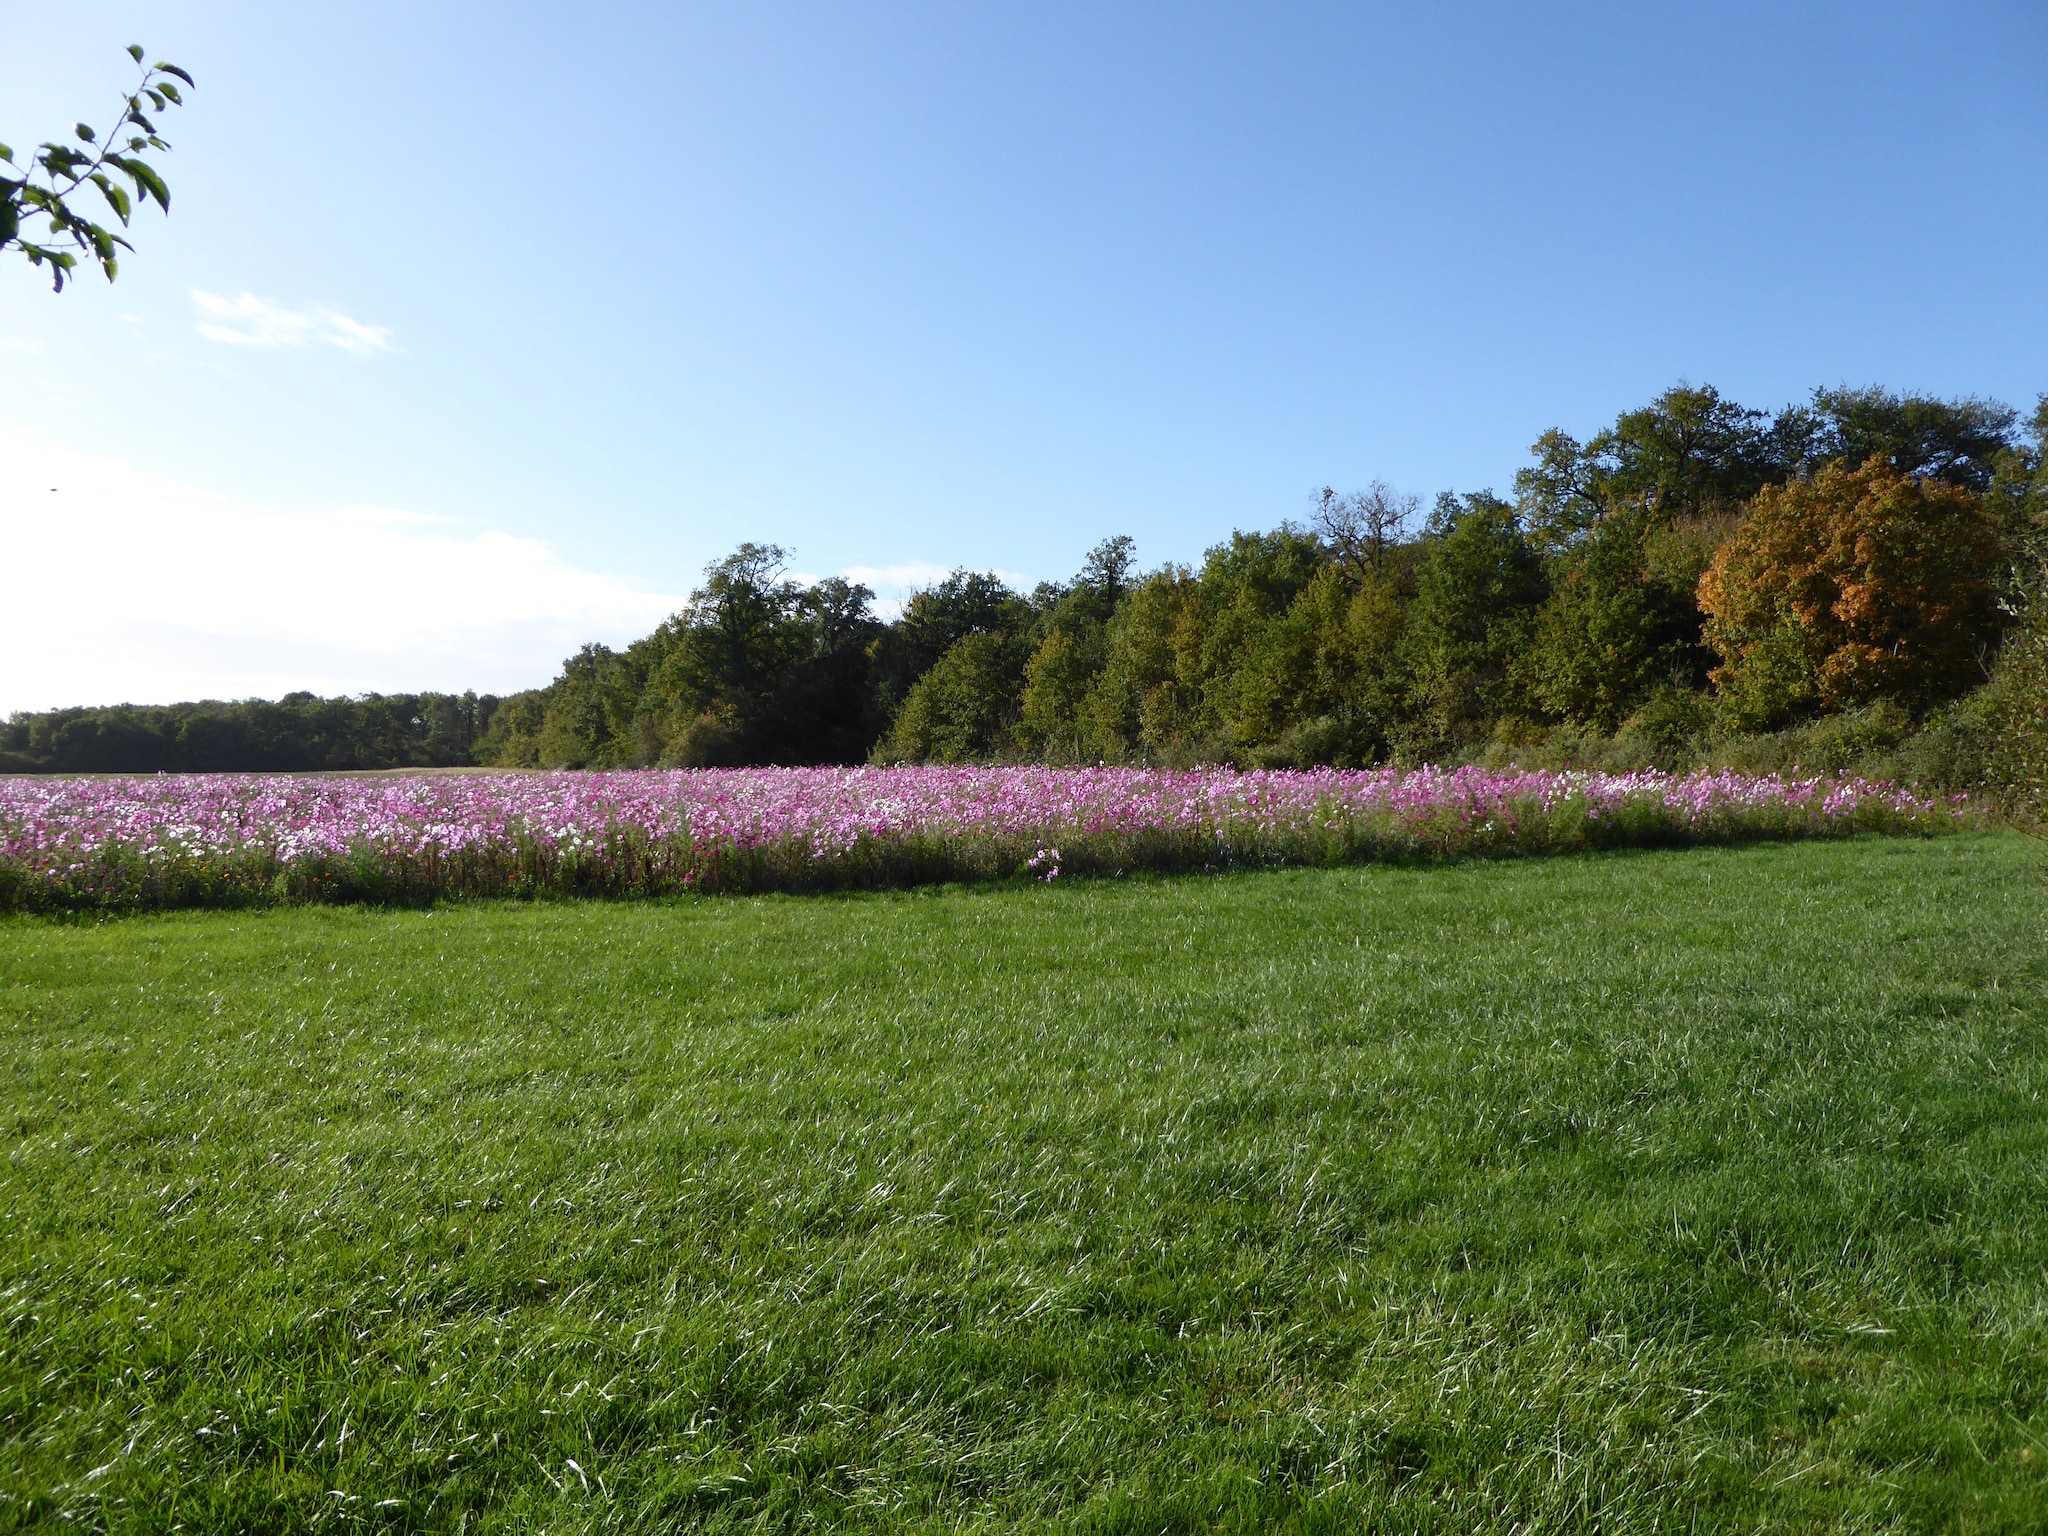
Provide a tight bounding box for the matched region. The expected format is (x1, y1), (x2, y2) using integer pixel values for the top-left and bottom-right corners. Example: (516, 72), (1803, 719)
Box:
(1698, 459), (2005, 728)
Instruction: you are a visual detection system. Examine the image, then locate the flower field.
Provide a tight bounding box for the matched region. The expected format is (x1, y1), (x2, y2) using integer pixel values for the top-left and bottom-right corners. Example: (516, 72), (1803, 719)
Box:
(0, 765), (1965, 911)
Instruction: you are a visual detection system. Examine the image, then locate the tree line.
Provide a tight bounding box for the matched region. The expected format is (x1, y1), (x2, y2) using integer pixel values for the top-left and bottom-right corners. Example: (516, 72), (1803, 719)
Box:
(474, 382), (2047, 790)
(8, 382), (2046, 803)
(0, 694), (502, 774)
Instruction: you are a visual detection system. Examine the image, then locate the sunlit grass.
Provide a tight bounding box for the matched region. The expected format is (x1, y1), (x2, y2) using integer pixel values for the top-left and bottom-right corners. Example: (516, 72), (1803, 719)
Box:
(3, 833), (2045, 1531)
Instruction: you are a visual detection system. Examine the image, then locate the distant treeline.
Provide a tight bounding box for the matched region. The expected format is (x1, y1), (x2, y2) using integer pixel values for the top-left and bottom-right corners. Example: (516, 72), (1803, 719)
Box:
(9, 382), (2047, 805)
(0, 693), (502, 774)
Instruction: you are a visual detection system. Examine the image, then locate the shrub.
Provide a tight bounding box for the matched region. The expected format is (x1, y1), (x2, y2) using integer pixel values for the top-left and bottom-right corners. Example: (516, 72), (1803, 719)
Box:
(1958, 567), (2048, 818)
(1705, 700), (1916, 778)
(1615, 687), (1714, 771)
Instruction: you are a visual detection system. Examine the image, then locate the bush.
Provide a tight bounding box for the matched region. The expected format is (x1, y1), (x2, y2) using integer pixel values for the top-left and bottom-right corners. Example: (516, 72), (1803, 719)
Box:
(1614, 687), (1714, 770)
(1705, 700), (1916, 778)
(1954, 569), (2048, 818)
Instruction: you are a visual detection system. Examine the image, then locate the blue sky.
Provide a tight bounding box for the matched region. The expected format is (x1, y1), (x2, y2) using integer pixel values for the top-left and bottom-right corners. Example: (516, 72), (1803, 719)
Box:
(2, 0), (2044, 708)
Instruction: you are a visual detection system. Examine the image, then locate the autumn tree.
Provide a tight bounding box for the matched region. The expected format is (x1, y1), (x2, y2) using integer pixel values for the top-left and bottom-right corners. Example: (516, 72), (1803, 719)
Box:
(1698, 460), (2007, 729)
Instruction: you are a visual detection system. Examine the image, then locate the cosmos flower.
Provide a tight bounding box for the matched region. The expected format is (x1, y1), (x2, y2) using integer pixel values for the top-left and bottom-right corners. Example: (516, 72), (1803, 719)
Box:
(0, 765), (1959, 909)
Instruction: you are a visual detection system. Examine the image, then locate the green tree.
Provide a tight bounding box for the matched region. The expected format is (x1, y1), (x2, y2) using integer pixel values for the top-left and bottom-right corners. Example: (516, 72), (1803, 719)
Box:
(1515, 384), (1782, 547)
(1523, 515), (1696, 731)
(1174, 527), (1324, 752)
(869, 571), (1032, 722)
(1012, 537), (1141, 760)
(532, 643), (640, 767)
(1401, 493), (1547, 753)
(2, 693), (504, 773)
(1080, 568), (1197, 761)
(1016, 629), (1094, 760)
(1068, 534), (1137, 624)
(1984, 395), (2048, 567)
(874, 631), (1032, 763)
(1235, 561), (1412, 766)
(1782, 385), (2017, 491)
(486, 545), (881, 769)
(639, 546), (881, 766)
(1975, 555), (2048, 819)
(3, 46), (192, 290)
(640, 544), (807, 764)
(475, 692), (549, 767)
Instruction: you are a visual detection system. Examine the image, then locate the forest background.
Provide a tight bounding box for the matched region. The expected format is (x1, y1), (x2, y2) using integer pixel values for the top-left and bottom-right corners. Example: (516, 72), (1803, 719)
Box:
(9, 381), (2048, 814)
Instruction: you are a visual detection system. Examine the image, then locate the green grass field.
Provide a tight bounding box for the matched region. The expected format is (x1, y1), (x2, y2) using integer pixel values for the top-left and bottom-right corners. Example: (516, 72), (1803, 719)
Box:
(3, 834), (2046, 1532)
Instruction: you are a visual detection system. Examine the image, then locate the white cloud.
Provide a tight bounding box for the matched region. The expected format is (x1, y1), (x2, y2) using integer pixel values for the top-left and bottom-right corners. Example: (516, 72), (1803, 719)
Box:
(0, 427), (686, 713)
(191, 290), (396, 354)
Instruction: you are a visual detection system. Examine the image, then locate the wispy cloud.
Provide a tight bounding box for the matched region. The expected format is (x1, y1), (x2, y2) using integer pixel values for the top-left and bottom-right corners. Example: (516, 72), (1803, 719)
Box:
(191, 290), (396, 354)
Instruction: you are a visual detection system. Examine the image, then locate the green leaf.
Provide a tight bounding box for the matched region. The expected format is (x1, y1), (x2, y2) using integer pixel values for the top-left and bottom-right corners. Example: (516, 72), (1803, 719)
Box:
(0, 202), (16, 245)
(127, 43), (144, 62)
(92, 173), (132, 224)
(144, 89), (166, 112)
(75, 123), (96, 143)
(111, 156), (170, 211)
(0, 142), (12, 163)
(29, 246), (78, 291)
(156, 82), (183, 106)
(41, 146), (89, 182)
(154, 63), (194, 87)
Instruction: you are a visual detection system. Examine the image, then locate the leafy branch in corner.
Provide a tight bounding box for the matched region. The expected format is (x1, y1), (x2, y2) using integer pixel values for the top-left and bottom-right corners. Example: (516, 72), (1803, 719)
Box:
(0, 45), (194, 291)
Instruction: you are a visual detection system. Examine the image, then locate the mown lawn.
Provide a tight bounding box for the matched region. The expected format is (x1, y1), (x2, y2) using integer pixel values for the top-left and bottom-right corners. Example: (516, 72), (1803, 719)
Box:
(3, 833), (2046, 1532)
